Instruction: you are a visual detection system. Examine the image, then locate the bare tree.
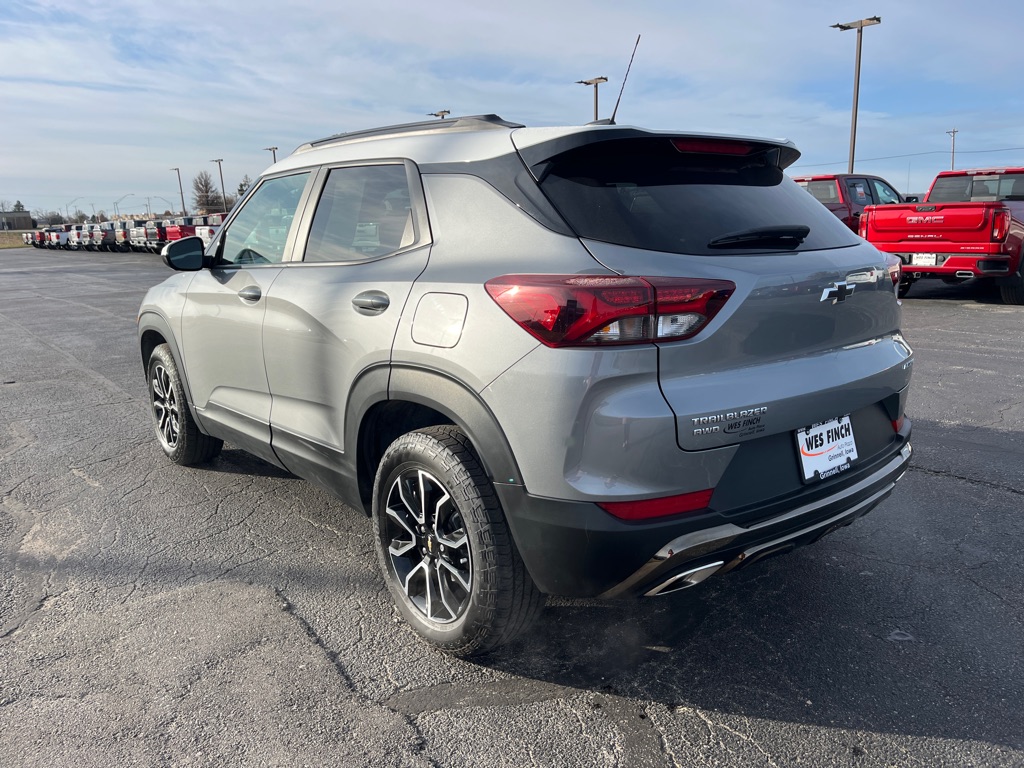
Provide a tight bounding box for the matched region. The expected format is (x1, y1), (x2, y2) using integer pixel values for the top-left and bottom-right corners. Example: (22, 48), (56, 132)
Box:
(0, 200), (10, 212)
(191, 170), (223, 213)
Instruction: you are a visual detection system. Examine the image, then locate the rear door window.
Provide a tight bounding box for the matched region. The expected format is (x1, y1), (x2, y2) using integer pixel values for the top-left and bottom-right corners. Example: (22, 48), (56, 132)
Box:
(531, 137), (859, 255)
(844, 178), (872, 206)
(302, 165), (415, 262)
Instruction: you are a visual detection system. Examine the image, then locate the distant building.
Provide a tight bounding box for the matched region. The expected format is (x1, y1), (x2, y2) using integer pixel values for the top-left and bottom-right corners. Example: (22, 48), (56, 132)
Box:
(0, 211), (34, 230)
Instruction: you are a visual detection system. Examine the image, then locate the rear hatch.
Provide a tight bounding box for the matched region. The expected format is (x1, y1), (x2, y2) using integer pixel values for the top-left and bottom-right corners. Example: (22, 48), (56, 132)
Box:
(513, 129), (910, 493)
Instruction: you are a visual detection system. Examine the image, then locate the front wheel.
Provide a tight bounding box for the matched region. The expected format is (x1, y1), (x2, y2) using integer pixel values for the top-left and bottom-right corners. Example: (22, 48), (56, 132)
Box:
(372, 426), (543, 656)
(147, 344), (222, 465)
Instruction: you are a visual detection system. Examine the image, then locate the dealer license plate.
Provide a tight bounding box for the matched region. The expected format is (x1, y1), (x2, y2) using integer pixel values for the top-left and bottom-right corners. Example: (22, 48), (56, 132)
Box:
(796, 415), (859, 483)
(911, 253), (938, 266)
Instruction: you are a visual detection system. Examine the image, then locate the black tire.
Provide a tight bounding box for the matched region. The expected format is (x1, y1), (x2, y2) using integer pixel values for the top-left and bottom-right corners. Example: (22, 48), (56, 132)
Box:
(372, 425), (544, 656)
(999, 273), (1024, 305)
(147, 344), (222, 465)
(897, 279), (913, 299)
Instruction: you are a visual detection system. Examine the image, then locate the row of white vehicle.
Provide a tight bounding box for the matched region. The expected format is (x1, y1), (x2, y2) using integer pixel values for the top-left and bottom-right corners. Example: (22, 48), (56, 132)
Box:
(25, 214), (226, 253)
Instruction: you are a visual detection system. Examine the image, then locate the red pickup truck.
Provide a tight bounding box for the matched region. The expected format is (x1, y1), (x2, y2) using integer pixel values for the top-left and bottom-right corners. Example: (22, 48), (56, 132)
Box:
(860, 168), (1024, 304)
(792, 173), (904, 231)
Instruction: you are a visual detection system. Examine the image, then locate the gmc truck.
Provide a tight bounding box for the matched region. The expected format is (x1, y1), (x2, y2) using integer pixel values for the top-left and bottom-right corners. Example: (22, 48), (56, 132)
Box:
(860, 168), (1024, 304)
(792, 173), (903, 231)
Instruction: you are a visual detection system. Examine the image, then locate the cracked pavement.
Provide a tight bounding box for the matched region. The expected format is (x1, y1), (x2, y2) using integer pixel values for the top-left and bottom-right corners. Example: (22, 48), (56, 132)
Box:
(1, 249), (1022, 767)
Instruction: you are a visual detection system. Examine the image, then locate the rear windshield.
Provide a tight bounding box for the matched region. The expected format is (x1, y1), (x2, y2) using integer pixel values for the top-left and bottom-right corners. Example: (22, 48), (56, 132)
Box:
(532, 138), (859, 255)
(927, 172), (1024, 203)
(795, 179), (840, 204)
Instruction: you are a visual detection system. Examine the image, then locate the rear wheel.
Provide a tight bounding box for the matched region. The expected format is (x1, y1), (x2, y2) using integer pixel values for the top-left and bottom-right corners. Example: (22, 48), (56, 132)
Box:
(372, 426), (544, 656)
(147, 344), (222, 465)
(897, 279), (913, 299)
(999, 272), (1024, 305)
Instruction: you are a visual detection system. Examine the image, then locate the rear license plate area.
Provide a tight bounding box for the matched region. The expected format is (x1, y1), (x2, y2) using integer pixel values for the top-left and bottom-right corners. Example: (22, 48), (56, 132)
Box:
(796, 415), (859, 483)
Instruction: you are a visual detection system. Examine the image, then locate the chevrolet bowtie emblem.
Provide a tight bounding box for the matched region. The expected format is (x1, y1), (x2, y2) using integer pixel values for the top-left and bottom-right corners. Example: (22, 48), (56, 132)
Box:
(821, 281), (855, 304)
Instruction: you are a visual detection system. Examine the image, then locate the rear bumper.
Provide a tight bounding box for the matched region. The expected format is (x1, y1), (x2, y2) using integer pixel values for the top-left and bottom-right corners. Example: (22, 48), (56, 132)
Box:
(496, 428), (911, 598)
(891, 251), (1016, 278)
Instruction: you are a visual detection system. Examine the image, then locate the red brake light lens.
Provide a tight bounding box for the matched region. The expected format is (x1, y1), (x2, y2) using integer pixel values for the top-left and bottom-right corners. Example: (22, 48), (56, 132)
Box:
(671, 138), (753, 155)
(484, 275), (735, 347)
(992, 209), (1010, 241)
(858, 210), (870, 238)
(598, 488), (715, 521)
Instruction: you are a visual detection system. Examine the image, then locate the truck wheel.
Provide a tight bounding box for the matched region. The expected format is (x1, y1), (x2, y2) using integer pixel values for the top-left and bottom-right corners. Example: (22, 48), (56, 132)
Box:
(897, 279), (914, 299)
(372, 425), (544, 656)
(999, 273), (1024, 305)
(147, 344), (222, 465)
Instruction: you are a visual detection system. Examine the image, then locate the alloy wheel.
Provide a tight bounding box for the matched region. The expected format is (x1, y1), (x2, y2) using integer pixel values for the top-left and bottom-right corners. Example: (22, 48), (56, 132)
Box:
(151, 363), (180, 450)
(383, 468), (472, 624)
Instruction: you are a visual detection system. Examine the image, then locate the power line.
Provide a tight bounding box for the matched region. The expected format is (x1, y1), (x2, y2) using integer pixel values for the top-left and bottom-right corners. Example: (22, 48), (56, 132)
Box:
(790, 146), (1024, 170)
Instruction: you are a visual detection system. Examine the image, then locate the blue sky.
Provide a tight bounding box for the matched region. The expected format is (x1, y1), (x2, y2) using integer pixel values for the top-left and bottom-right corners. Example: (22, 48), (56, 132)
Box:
(4, 0), (1024, 218)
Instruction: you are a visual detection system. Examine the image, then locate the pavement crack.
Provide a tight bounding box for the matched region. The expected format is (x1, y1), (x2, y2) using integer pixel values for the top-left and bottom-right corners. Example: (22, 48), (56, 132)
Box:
(909, 465), (1023, 497)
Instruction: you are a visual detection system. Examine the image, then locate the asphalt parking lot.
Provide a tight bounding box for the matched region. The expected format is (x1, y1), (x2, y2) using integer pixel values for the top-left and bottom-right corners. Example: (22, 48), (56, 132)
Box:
(1, 247), (1021, 767)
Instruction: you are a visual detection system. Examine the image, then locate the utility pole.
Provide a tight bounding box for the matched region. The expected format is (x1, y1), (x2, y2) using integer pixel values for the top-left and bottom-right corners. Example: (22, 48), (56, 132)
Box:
(576, 77), (608, 122)
(946, 128), (959, 170)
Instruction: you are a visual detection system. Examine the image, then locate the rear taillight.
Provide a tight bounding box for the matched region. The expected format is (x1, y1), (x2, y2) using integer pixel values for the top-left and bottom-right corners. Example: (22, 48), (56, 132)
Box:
(858, 210), (869, 238)
(484, 275), (735, 347)
(884, 253), (901, 293)
(597, 488), (715, 521)
(892, 415), (905, 433)
(991, 209), (1010, 241)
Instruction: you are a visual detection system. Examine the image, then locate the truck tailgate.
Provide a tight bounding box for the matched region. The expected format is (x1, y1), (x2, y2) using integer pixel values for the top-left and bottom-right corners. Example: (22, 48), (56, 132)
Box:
(866, 202), (999, 245)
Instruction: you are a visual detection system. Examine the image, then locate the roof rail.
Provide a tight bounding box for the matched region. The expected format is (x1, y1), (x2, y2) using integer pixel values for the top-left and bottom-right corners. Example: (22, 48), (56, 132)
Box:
(297, 114), (525, 153)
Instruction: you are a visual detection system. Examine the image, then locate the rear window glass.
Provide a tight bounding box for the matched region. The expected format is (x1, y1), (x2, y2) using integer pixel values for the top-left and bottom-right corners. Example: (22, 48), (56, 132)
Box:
(796, 180), (840, 204)
(533, 138), (859, 255)
(928, 173), (1024, 203)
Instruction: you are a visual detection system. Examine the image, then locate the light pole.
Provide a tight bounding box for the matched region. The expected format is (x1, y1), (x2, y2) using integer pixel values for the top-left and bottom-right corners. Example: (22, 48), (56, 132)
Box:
(263, 146), (278, 162)
(114, 193), (134, 219)
(170, 168), (188, 216)
(65, 197), (81, 221)
(946, 128), (958, 170)
(427, 110), (450, 119)
(211, 159), (227, 212)
(576, 76), (608, 122)
(153, 196), (175, 215)
(831, 16), (881, 174)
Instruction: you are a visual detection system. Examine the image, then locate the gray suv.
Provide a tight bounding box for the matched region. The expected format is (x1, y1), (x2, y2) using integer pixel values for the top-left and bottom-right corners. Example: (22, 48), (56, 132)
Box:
(138, 115), (913, 655)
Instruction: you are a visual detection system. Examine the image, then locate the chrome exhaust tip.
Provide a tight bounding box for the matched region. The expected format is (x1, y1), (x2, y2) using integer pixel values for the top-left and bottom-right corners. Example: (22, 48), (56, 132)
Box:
(645, 561), (724, 597)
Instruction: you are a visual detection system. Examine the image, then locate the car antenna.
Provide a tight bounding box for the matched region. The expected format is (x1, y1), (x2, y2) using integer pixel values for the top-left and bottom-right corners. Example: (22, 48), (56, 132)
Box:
(605, 34), (641, 126)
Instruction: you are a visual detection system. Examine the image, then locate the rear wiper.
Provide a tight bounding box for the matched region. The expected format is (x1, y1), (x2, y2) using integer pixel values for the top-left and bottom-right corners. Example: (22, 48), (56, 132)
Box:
(707, 225), (810, 249)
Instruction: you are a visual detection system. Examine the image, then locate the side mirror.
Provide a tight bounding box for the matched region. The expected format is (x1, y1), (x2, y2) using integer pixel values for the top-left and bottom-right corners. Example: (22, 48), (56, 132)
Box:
(161, 236), (205, 271)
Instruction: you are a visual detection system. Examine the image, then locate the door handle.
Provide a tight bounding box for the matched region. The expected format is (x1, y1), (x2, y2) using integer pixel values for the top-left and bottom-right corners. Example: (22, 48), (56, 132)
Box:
(238, 285), (262, 302)
(352, 290), (390, 315)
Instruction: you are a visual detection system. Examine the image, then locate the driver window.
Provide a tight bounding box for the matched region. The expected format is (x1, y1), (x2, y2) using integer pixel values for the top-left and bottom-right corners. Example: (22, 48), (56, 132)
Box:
(218, 173), (310, 266)
(871, 179), (901, 204)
